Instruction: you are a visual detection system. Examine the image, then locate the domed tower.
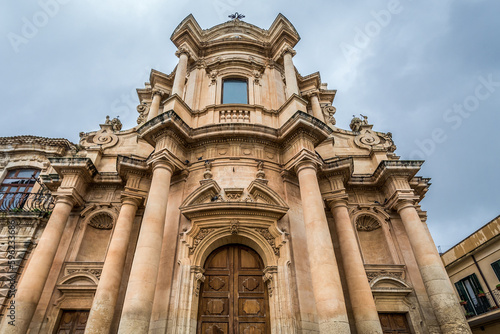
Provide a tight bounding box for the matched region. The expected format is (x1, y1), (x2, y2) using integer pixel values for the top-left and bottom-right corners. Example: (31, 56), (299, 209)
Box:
(1, 14), (470, 334)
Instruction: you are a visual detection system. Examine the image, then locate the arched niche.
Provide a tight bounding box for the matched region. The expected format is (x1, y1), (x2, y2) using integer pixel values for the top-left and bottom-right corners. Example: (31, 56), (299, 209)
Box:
(355, 214), (394, 264)
(76, 211), (115, 262)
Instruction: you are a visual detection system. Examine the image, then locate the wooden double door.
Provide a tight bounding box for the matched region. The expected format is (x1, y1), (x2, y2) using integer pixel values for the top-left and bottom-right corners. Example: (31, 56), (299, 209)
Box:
(379, 313), (411, 333)
(55, 310), (89, 333)
(197, 244), (270, 334)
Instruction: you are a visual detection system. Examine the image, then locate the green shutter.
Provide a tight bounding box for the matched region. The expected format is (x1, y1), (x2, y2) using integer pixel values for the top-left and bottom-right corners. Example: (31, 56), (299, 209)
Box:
(470, 273), (483, 294)
(455, 281), (468, 301)
(491, 260), (500, 281)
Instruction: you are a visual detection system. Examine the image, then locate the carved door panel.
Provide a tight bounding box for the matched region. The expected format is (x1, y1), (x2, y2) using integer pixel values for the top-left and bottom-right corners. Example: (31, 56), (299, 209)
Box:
(198, 245), (270, 334)
(55, 310), (89, 333)
(379, 313), (411, 334)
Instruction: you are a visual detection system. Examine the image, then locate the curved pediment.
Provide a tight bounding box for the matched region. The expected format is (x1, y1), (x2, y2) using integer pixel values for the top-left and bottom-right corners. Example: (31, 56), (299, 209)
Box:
(247, 180), (288, 208)
(370, 276), (413, 296)
(58, 272), (99, 286)
(180, 179), (222, 207)
(180, 179), (289, 220)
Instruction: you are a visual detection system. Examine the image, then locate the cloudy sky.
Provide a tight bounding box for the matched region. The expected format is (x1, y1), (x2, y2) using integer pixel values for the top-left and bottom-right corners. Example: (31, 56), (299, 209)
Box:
(1, 0), (499, 251)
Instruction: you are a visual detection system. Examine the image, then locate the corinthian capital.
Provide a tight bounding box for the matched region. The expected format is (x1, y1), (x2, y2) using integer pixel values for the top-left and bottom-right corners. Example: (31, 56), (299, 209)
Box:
(152, 88), (165, 97)
(281, 45), (297, 58)
(175, 46), (191, 58)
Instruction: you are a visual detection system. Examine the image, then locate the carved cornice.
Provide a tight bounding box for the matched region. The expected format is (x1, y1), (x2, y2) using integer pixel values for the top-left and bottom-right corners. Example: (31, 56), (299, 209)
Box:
(320, 157), (353, 180)
(116, 155), (150, 178)
(348, 160), (423, 188)
(49, 157), (98, 180)
(277, 110), (332, 146)
(0, 135), (77, 152)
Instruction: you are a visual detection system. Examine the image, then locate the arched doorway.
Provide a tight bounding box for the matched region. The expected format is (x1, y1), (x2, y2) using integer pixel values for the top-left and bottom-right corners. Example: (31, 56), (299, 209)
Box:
(197, 244), (270, 334)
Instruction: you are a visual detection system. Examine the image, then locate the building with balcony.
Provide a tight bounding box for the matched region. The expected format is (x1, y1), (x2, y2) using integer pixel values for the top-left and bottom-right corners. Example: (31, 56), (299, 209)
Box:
(0, 14), (471, 334)
(442, 215), (500, 334)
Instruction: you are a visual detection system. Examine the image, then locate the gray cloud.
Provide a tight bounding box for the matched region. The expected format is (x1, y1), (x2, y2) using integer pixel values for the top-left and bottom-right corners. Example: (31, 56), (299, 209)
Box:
(1, 0), (498, 250)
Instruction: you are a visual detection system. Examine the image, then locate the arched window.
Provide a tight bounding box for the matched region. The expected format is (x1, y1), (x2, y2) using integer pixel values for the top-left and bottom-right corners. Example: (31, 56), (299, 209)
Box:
(222, 78), (248, 104)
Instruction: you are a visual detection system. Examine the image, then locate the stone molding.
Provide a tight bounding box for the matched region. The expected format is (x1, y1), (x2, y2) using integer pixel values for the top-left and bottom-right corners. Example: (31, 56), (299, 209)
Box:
(0, 136), (77, 158)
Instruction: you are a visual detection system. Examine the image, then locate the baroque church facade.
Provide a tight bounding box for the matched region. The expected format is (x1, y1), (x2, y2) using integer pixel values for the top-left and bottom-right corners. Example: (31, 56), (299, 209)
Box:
(0, 15), (470, 334)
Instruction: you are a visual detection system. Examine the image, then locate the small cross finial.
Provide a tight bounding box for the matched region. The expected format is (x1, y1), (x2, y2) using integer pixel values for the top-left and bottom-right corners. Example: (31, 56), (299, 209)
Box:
(228, 12), (245, 20)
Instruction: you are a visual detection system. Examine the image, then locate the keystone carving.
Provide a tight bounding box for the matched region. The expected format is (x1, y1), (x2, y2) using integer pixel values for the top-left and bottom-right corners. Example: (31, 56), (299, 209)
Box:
(230, 219), (239, 234)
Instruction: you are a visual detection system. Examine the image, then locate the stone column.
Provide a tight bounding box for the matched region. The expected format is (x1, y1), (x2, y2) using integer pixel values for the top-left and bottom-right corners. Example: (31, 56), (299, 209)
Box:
(309, 93), (323, 120)
(171, 48), (190, 97)
(147, 89), (164, 121)
(328, 199), (383, 334)
(295, 161), (350, 333)
(0, 195), (75, 334)
(282, 47), (299, 98)
(396, 199), (471, 334)
(117, 159), (174, 333)
(84, 196), (141, 334)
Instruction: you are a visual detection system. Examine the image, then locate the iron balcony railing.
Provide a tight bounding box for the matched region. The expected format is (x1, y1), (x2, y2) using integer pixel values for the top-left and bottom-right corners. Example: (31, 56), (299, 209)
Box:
(461, 289), (500, 318)
(0, 178), (54, 216)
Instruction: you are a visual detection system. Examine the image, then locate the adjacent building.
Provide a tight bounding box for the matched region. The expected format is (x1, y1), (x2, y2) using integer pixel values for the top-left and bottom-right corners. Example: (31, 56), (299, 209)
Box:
(0, 14), (471, 333)
(442, 215), (500, 334)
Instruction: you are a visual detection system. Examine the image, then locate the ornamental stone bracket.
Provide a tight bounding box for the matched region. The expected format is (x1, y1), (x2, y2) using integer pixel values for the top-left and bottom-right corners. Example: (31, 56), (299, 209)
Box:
(263, 266), (278, 298)
(192, 266), (206, 296)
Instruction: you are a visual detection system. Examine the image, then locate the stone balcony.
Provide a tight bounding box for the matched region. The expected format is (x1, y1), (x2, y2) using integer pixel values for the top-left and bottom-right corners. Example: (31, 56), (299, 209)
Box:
(161, 94), (308, 129)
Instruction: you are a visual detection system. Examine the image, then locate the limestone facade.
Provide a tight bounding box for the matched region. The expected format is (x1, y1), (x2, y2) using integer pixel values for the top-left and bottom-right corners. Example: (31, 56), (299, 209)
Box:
(0, 14), (470, 334)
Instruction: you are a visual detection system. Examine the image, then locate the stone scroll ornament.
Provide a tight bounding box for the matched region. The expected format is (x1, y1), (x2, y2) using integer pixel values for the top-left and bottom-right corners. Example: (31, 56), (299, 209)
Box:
(79, 115), (121, 149)
(322, 105), (337, 126)
(350, 114), (396, 151)
(136, 103), (150, 124)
